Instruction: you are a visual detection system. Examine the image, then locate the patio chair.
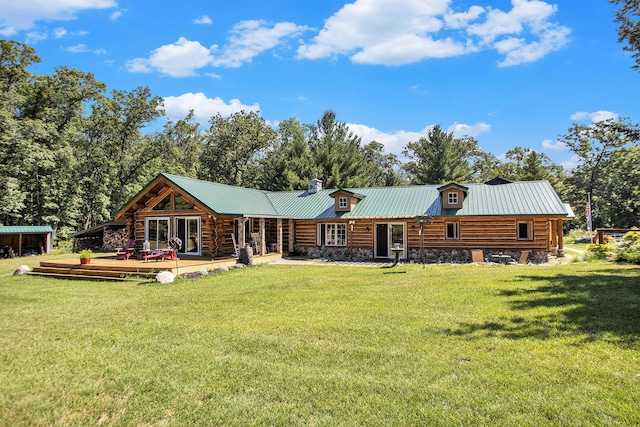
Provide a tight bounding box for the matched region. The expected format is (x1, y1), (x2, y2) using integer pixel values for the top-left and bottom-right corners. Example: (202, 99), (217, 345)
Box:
(116, 239), (136, 260)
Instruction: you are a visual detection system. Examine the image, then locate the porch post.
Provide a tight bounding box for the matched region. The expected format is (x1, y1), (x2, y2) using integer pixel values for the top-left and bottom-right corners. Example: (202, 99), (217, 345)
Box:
(277, 218), (283, 254)
(288, 219), (295, 253)
(259, 218), (266, 255)
(556, 220), (565, 257)
(550, 220), (558, 254)
(238, 218), (245, 252)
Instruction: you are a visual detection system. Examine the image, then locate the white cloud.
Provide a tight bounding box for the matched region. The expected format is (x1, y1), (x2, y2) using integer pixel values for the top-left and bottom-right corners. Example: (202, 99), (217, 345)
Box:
(346, 121), (490, 154)
(124, 57), (151, 73)
(127, 21), (309, 77)
(163, 92), (260, 123)
(447, 122), (491, 138)
(346, 123), (425, 154)
(0, 0), (116, 36)
(26, 32), (48, 44)
(193, 15), (212, 25)
(298, 0), (570, 67)
(570, 110), (618, 123)
(444, 6), (485, 29)
(110, 10), (122, 20)
(560, 155), (579, 170)
(66, 43), (89, 53)
(541, 139), (566, 150)
(127, 37), (215, 77)
(211, 20), (310, 68)
(53, 27), (67, 38)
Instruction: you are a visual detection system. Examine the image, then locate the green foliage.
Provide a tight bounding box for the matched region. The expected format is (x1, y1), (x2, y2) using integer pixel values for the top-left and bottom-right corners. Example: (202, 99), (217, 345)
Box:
(79, 249), (93, 259)
(609, 0), (640, 70)
(585, 242), (618, 261)
(616, 228), (640, 264)
(200, 110), (277, 188)
(560, 118), (640, 229)
(402, 124), (481, 184)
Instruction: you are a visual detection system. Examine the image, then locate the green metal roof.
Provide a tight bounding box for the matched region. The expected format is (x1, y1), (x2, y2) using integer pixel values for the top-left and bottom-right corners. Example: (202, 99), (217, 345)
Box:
(0, 226), (53, 234)
(162, 174), (280, 216)
(159, 174), (571, 219)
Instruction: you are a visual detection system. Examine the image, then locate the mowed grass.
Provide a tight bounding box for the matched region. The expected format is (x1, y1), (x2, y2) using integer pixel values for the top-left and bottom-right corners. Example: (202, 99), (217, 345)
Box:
(1, 256), (639, 426)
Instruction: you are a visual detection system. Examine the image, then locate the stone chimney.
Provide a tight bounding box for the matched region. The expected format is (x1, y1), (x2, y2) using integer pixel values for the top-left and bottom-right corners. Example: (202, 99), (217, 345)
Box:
(308, 173), (322, 194)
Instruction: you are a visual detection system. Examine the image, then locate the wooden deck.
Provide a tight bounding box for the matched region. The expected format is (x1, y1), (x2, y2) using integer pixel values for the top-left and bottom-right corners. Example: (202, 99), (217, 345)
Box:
(28, 252), (284, 281)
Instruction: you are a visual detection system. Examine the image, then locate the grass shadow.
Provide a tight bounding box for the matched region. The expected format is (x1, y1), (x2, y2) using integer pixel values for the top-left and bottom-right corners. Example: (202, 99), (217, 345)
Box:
(447, 267), (640, 347)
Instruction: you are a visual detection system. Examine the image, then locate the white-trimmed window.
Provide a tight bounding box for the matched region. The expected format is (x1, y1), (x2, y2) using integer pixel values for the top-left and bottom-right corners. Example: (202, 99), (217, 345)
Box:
(448, 192), (458, 205)
(445, 222), (459, 240)
(338, 197), (348, 209)
(517, 221), (533, 240)
(318, 223), (347, 246)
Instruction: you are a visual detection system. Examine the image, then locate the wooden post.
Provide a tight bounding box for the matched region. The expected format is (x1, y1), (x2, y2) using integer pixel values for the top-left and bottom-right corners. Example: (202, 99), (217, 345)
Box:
(550, 220), (558, 254)
(259, 218), (266, 255)
(288, 219), (295, 253)
(238, 218), (245, 251)
(556, 220), (565, 257)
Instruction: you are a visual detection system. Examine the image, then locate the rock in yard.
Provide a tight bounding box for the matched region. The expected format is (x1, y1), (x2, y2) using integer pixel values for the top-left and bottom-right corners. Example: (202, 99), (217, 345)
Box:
(156, 270), (175, 284)
(13, 265), (32, 275)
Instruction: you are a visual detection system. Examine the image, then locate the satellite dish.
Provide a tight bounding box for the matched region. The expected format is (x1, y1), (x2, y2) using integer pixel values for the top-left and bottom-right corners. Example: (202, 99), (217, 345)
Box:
(169, 237), (182, 251)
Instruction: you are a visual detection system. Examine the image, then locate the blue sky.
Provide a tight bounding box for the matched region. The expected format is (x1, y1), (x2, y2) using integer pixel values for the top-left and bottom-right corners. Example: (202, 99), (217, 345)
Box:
(1, 0), (638, 168)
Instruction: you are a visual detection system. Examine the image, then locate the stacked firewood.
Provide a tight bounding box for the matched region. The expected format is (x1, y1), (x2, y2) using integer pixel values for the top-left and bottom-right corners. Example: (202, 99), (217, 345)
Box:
(103, 228), (128, 250)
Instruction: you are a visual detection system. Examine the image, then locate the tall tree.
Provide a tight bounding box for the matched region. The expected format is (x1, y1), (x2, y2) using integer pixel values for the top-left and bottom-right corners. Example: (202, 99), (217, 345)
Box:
(559, 118), (639, 228)
(609, 0), (640, 70)
(201, 110), (277, 188)
(307, 110), (369, 188)
(160, 111), (204, 178)
(89, 87), (165, 219)
(402, 124), (481, 184)
(361, 141), (403, 186)
(259, 118), (313, 191)
(0, 40), (40, 225)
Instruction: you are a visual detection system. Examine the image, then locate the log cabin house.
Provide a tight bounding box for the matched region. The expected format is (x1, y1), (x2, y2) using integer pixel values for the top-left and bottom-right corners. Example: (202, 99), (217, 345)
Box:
(113, 173), (573, 263)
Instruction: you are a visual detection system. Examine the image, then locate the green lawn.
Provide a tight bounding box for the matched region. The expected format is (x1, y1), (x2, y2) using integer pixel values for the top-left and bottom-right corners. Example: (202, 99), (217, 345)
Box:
(1, 256), (639, 426)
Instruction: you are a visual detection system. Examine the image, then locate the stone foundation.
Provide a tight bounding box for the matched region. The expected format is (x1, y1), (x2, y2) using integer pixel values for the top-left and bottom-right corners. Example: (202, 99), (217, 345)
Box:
(295, 246), (549, 264)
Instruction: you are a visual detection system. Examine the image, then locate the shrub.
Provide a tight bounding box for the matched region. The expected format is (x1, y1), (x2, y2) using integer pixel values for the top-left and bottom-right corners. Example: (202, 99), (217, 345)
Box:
(616, 228), (640, 264)
(584, 243), (617, 261)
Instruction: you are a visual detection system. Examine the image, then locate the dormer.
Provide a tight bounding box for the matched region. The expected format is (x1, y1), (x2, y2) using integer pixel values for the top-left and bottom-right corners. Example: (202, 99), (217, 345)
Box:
(437, 183), (468, 210)
(329, 189), (365, 213)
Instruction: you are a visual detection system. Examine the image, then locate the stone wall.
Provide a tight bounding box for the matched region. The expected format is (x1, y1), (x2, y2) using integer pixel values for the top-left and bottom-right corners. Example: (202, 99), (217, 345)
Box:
(296, 246), (549, 264)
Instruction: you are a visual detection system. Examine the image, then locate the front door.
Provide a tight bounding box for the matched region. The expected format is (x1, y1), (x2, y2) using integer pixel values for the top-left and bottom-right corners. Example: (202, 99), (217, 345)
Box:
(375, 224), (388, 258)
(375, 223), (405, 259)
(176, 217), (200, 255)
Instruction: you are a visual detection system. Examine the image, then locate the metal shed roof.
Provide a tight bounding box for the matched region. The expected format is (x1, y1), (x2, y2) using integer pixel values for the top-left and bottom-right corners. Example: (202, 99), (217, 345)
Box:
(0, 226), (53, 234)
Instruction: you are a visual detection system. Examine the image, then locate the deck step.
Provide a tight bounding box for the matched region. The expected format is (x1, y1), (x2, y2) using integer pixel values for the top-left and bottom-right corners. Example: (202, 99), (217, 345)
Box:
(38, 261), (167, 274)
(28, 266), (156, 281)
(26, 271), (138, 282)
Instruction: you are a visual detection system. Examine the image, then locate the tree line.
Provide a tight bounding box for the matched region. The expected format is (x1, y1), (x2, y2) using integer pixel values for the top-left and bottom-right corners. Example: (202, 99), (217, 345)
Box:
(0, 39), (638, 241)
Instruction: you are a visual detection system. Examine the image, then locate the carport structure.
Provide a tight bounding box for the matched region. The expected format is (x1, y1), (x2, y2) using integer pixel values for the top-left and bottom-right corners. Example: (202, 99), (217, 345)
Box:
(0, 226), (53, 256)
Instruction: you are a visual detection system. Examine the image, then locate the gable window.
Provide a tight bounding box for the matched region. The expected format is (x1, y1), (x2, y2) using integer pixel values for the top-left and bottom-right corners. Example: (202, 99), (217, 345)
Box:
(445, 222), (459, 240)
(317, 223), (346, 246)
(338, 197), (348, 209)
(153, 194), (171, 211)
(448, 192), (458, 205)
(517, 221), (533, 240)
(174, 195), (193, 210)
